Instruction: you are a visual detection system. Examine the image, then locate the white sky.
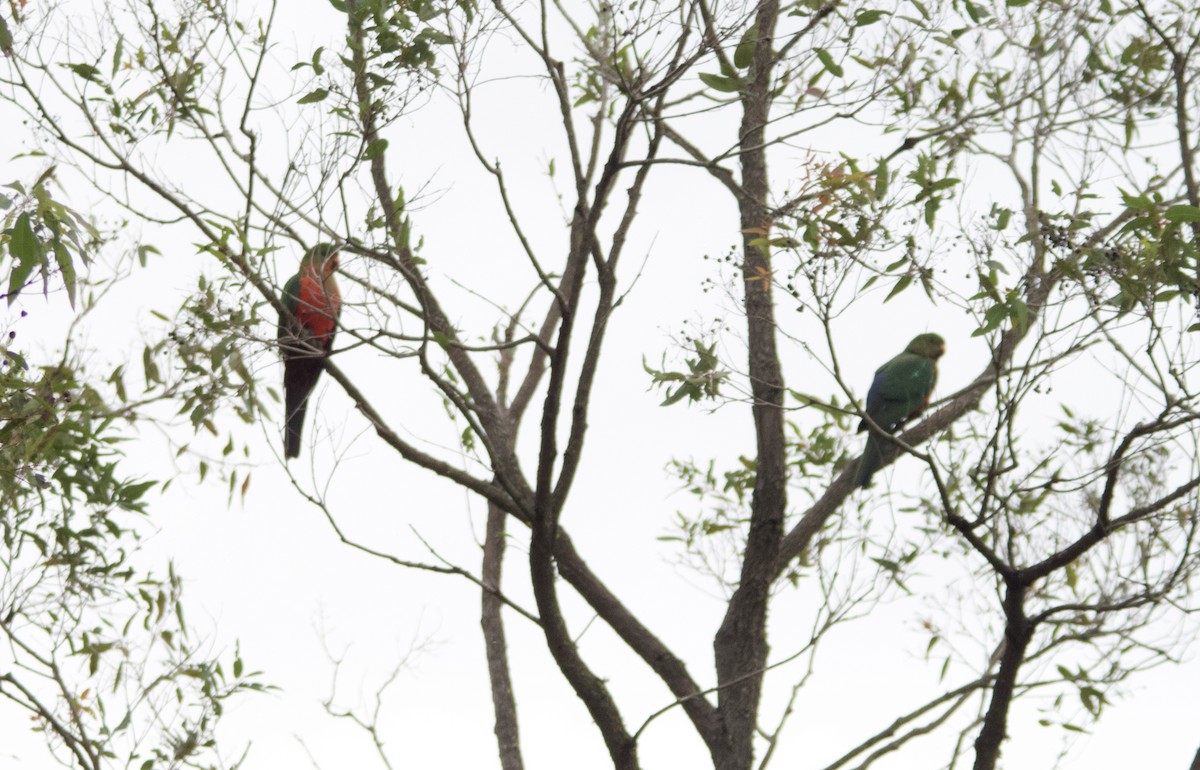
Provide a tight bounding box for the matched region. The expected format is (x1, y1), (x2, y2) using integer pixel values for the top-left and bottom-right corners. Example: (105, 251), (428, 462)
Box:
(2, 0), (1198, 768)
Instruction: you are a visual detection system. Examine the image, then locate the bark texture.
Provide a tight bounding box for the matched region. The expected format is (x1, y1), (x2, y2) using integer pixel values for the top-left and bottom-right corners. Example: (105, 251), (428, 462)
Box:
(482, 501), (524, 770)
(973, 582), (1032, 770)
(712, 3), (785, 767)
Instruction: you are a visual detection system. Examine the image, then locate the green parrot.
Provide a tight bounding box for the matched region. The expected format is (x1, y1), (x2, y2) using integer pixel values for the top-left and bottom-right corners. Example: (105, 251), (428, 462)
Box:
(277, 244), (342, 459)
(854, 332), (945, 488)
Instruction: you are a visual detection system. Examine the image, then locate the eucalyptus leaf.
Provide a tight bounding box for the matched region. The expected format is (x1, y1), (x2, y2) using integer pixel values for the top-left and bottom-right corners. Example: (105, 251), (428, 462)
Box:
(815, 48), (844, 78)
(7, 213), (43, 304)
(1164, 205), (1200, 223)
(733, 26), (757, 69)
(364, 138), (389, 160)
(297, 88), (329, 104)
(699, 72), (742, 92)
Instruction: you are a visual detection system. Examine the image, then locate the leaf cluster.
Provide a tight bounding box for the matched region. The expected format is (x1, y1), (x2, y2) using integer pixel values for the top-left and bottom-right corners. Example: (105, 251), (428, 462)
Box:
(644, 340), (730, 406)
(1, 167), (96, 309)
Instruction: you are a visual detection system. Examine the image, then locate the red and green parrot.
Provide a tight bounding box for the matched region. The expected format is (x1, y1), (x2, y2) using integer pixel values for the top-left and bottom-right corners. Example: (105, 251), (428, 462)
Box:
(854, 332), (945, 488)
(277, 243), (342, 459)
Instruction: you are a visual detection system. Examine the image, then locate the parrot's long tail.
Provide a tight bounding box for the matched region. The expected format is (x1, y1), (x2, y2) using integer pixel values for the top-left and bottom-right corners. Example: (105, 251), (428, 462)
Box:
(284, 396), (308, 459)
(283, 355), (323, 459)
(855, 433), (882, 489)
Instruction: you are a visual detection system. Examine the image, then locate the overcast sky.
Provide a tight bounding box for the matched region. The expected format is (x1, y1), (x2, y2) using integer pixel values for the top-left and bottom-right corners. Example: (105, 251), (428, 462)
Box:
(3, 0), (1198, 768)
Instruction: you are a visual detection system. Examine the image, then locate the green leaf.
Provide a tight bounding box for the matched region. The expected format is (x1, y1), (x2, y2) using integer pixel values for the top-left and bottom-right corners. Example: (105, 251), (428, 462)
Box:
(1119, 189), (1153, 211)
(718, 51), (738, 78)
(855, 9), (888, 25)
(1011, 297), (1029, 330)
(7, 212), (43, 305)
(53, 242), (77, 309)
(963, 0), (989, 22)
(122, 480), (157, 504)
(68, 63), (103, 83)
(111, 36), (125, 77)
(874, 159), (889, 199)
(363, 138), (388, 160)
(872, 557), (900, 573)
(137, 244), (161, 267)
(1164, 205), (1200, 223)
(884, 274), (913, 302)
(699, 72), (742, 92)
(297, 88), (329, 104)
(815, 48), (844, 78)
(661, 384), (695, 406)
(0, 17), (12, 55)
(422, 29), (454, 45)
(733, 26), (758, 69)
(9, 211), (41, 263)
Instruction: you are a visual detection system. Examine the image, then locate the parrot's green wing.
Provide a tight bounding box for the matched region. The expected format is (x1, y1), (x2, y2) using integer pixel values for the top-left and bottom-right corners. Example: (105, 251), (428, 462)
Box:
(872, 352), (935, 424)
(855, 349), (938, 488)
(281, 272), (301, 316)
(276, 271), (303, 352)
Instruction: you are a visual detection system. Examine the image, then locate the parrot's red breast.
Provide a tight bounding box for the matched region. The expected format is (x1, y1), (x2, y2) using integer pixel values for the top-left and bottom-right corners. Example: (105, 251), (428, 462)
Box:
(295, 269), (340, 343)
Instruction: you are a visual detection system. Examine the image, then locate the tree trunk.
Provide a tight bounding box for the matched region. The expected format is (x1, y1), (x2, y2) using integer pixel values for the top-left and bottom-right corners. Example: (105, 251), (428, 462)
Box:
(482, 501), (524, 770)
(974, 581), (1032, 770)
(713, 2), (785, 768)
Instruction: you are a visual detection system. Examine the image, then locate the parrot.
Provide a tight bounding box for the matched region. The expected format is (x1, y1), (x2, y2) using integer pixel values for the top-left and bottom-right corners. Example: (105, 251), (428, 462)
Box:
(277, 243), (342, 459)
(854, 332), (945, 488)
